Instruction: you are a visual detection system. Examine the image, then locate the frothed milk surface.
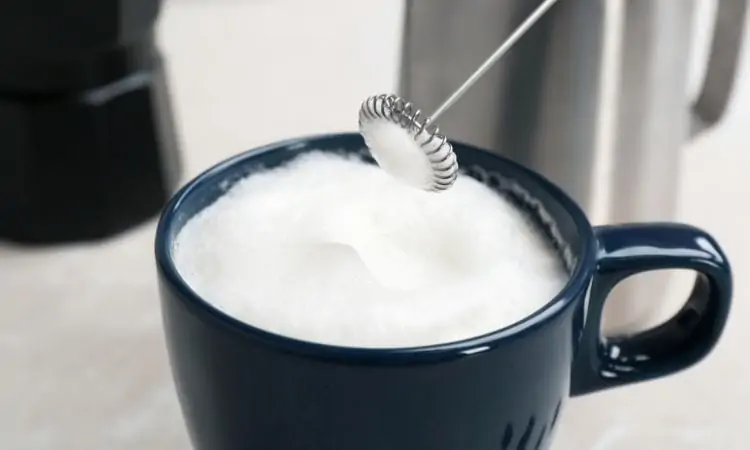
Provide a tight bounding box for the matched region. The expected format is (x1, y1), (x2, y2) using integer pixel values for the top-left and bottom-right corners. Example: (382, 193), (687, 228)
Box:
(173, 151), (568, 348)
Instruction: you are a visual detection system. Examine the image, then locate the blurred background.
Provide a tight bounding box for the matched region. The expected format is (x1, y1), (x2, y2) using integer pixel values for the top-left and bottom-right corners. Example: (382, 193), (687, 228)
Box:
(1, 0), (749, 448)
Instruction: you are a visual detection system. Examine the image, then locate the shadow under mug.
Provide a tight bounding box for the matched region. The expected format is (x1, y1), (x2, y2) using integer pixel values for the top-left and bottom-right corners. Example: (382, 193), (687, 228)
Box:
(155, 133), (732, 450)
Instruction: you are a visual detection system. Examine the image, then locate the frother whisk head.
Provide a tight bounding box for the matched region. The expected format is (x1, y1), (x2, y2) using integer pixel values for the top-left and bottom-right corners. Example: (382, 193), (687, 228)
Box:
(357, 0), (559, 193)
(358, 94), (458, 192)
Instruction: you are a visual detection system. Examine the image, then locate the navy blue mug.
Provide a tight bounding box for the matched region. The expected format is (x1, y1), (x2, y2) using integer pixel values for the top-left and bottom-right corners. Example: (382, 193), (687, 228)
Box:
(155, 133), (732, 450)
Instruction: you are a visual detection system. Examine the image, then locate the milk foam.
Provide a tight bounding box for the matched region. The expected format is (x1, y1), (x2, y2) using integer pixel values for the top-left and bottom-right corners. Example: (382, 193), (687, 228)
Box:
(360, 121), (433, 190)
(173, 151), (569, 348)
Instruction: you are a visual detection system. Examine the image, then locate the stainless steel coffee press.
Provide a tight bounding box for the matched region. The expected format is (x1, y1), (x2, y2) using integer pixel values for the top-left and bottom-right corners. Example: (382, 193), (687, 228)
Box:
(399, 0), (747, 335)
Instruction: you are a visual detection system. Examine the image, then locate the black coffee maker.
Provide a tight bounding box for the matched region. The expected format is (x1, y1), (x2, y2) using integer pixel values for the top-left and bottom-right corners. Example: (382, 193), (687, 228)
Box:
(0, 0), (180, 244)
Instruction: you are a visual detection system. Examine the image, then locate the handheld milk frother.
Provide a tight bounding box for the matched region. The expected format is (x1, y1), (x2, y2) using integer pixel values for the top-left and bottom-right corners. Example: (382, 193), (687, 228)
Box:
(359, 0), (559, 192)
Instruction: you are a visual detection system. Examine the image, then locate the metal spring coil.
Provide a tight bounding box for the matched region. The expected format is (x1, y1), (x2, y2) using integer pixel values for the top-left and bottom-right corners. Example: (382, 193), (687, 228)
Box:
(359, 94), (459, 192)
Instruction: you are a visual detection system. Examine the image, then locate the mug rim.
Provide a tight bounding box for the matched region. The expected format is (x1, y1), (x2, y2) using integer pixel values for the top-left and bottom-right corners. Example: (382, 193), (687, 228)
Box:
(155, 132), (597, 363)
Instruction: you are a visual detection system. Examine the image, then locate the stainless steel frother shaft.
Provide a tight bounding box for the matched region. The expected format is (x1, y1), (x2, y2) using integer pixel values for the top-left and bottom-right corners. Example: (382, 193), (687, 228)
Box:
(429, 0), (560, 121)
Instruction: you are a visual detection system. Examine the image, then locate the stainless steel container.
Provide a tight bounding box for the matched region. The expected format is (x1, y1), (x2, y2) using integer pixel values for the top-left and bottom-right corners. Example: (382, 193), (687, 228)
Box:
(400, 0), (747, 335)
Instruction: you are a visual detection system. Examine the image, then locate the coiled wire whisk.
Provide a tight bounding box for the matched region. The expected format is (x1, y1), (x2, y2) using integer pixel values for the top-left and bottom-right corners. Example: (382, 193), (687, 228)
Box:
(359, 94), (458, 192)
(358, 0), (560, 193)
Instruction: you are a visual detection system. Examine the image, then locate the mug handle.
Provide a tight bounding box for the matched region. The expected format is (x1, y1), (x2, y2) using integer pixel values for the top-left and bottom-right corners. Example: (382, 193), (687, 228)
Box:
(570, 223), (733, 396)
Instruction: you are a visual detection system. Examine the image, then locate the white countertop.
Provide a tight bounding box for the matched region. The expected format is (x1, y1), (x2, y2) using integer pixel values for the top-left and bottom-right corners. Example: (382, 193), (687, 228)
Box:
(1, 1), (749, 448)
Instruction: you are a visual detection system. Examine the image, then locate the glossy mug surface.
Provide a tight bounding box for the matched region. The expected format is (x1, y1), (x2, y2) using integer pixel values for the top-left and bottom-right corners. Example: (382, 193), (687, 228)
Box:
(155, 133), (732, 450)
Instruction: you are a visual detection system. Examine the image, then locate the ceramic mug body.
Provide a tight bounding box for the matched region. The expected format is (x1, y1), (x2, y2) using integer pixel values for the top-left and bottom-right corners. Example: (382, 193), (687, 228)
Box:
(155, 133), (732, 450)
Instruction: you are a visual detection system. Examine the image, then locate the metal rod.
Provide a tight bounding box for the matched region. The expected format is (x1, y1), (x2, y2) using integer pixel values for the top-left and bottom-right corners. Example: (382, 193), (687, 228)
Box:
(429, 0), (561, 121)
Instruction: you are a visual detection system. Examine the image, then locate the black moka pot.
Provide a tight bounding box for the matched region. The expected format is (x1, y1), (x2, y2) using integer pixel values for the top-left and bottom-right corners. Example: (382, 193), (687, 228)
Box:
(0, 0), (181, 244)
